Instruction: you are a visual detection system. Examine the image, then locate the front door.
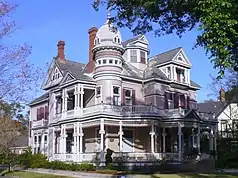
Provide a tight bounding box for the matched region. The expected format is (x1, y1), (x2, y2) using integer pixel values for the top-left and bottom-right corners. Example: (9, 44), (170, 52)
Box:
(122, 130), (133, 152)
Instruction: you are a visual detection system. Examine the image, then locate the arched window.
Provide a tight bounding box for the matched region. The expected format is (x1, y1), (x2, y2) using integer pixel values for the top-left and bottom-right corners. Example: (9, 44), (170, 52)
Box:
(95, 38), (100, 45)
(114, 36), (121, 44)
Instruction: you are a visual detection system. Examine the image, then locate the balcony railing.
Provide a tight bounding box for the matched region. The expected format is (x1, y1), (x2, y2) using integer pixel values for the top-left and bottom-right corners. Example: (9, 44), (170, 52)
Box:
(51, 104), (215, 123)
(32, 119), (48, 128)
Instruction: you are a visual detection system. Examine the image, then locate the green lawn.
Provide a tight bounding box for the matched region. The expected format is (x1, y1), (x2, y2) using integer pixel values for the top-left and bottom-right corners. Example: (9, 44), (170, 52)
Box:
(6, 171), (238, 178)
(6, 171), (71, 178)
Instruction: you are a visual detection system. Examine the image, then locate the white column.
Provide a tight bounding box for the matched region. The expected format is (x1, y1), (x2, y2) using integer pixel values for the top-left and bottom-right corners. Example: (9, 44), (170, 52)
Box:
(162, 127), (166, 153)
(99, 118), (105, 165)
(52, 128), (55, 155)
(197, 125), (200, 153)
(36, 134), (39, 153)
(60, 124), (67, 160)
(209, 129), (214, 151)
(118, 121), (123, 152)
(79, 123), (83, 153)
(80, 85), (84, 108)
(150, 123), (155, 153)
(73, 123), (77, 154)
(178, 123), (183, 162)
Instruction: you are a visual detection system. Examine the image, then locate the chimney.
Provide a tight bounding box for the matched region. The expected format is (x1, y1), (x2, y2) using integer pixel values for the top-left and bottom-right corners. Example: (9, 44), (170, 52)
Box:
(219, 88), (226, 102)
(87, 27), (98, 73)
(57, 40), (65, 60)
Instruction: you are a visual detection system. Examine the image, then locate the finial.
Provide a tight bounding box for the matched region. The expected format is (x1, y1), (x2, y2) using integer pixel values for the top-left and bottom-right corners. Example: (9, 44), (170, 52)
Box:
(105, 7), (111, 24)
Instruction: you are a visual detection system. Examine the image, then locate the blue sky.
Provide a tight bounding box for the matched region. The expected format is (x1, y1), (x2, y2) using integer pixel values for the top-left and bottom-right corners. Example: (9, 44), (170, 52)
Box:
(7, 0), (217, 102)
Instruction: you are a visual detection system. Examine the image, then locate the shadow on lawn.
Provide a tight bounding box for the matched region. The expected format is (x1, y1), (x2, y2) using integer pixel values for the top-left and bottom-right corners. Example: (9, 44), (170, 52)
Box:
(150, 173), (237, 178)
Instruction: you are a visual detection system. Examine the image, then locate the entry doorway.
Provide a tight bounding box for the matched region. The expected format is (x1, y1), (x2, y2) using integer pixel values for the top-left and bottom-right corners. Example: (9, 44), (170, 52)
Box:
(122, 129), (134, 152)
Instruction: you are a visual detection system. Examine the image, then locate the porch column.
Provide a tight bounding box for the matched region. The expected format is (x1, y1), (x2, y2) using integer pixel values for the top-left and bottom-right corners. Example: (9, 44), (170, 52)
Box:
(79, 123), (84, 162)
(155, 126), (158, 152)
(196, 125), (200, 153)
(150, 123), (155, 153)
(52, 128), (55, 154)
(36, 134), (39, 153)
(162, 127), (166, 153)
(178, 123), (183, 162)
(73, 123), (77, 154)
(60, 124), (67, 161)
(99, 118), (105, 165)
(118, 121), (123, 152)
(209, 128), (214, 151)
(80, 85), (84, 109)
(214, 126), (217, 152)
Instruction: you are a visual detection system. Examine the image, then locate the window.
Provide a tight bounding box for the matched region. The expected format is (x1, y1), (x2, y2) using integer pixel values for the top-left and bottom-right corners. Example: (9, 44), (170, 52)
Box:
(37, 107), (45, 120)
(98, 60), (101, 65)
(44, 135), (47, 142)
(178, 57), (183, 61)
(140, 51), (146, 64)
(67, 91), (75, 110)
(167, 67), (171, 79)
(176, 68), (185, 83)
(113, 86), (120, 105)
(130, 50), (137, 62)
(125, 89), (132, 105)
(56, 96), (62, 114)
(95, 38), (100, 45)
(96, 86), (102, 104)
(115, 60), (118, 65)
(103, 59), (107, 64)
(114, 36), (121, 44)
(109, 59), (113, 64)
(51, 68), (61, 81)
(34, 136), (37, 143)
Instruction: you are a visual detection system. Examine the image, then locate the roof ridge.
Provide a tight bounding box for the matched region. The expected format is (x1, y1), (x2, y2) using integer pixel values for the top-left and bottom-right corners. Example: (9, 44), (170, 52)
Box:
(150, 46), (182, 59)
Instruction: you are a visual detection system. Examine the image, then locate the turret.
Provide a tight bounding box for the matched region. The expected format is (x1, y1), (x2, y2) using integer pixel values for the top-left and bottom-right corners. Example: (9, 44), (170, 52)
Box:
(92, 12), (125, 105)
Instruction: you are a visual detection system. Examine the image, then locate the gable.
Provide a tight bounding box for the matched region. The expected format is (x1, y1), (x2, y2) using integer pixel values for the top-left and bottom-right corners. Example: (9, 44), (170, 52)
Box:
(184, 110), (200, 120)
(172, 49), (192, 67)
(217, 103), (238, 121)
(42, 62), (64, 89)
(60, 72), (76, 85)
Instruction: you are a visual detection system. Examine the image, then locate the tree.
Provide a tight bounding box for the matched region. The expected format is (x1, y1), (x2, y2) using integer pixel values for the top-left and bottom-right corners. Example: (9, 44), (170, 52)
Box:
(93, 0), (238, 78)
(0, 116), (22, 171)
(209, 69), (237, 102)
(0, 0), (42, 104)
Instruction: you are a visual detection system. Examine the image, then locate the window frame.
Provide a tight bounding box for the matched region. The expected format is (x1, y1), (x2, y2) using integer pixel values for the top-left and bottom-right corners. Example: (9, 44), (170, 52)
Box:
(112, 85), (121, 106)
(95, 85), (102, 104)
(130, 49), (137, 63)
(125, 88), (133, 106)
(140, 50), (146, 64)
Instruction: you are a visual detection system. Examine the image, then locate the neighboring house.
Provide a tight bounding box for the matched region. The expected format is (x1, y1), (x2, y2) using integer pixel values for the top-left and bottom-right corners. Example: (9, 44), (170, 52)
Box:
(197, 90), (238, 138)
(29, 15), (216, 163)
(10, 133), (28, 154)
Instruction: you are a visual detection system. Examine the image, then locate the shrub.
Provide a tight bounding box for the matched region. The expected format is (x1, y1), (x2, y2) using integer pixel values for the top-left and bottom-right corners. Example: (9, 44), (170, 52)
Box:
(78, 163), (96, 171)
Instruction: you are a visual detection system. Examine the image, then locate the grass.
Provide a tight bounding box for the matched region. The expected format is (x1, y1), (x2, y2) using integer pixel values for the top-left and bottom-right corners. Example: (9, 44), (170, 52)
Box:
(5, 171), (238, 178)
(6, 171), (72, 178)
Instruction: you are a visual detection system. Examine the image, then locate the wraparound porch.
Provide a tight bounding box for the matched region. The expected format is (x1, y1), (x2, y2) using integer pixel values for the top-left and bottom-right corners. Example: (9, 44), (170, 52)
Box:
(45, 118), (217, 163)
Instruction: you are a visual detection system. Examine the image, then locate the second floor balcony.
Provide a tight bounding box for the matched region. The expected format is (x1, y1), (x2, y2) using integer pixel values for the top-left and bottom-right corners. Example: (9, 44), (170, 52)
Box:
(51, 103), (215, 123)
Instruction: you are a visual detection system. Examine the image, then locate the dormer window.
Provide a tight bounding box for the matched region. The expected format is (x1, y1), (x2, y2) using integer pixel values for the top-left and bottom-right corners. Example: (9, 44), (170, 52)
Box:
(176, 68), (185, 83)
(95, 37), (100, 45)
(114, 36), (121, 44)
(130, 49), (137, 63)
(140, 51), (146, 64)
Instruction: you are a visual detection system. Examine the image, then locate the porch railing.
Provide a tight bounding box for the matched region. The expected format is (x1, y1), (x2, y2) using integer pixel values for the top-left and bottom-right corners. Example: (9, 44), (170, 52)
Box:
(52, 104), (215, 123)
(51, 152), (179, 162)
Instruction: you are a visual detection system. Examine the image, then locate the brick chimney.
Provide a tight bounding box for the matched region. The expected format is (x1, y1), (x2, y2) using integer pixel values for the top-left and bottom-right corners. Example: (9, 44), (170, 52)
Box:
(87, 27), (98, 73)
(57, 40), (65, 60)
(219, 88), (226, 102)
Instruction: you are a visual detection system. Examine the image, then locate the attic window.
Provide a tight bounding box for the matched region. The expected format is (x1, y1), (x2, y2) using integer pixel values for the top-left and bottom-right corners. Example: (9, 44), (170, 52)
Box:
(95, 38), (100, 45)
(51, 68), (60, 81)
(178, 57), (183, 61)
(114, 36), (121, 44)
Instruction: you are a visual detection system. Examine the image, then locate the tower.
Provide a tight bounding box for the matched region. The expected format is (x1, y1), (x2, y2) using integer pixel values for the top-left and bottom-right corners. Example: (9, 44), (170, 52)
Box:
(92, 12), (125, 105)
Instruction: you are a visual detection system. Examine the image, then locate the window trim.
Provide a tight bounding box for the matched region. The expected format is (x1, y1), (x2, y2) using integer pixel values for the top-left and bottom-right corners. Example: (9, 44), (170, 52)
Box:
(112, 85), (121, 105)
(124, 88), (133, 105)
(95, 85), (102, 104)
(130, 49), (137, 63)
